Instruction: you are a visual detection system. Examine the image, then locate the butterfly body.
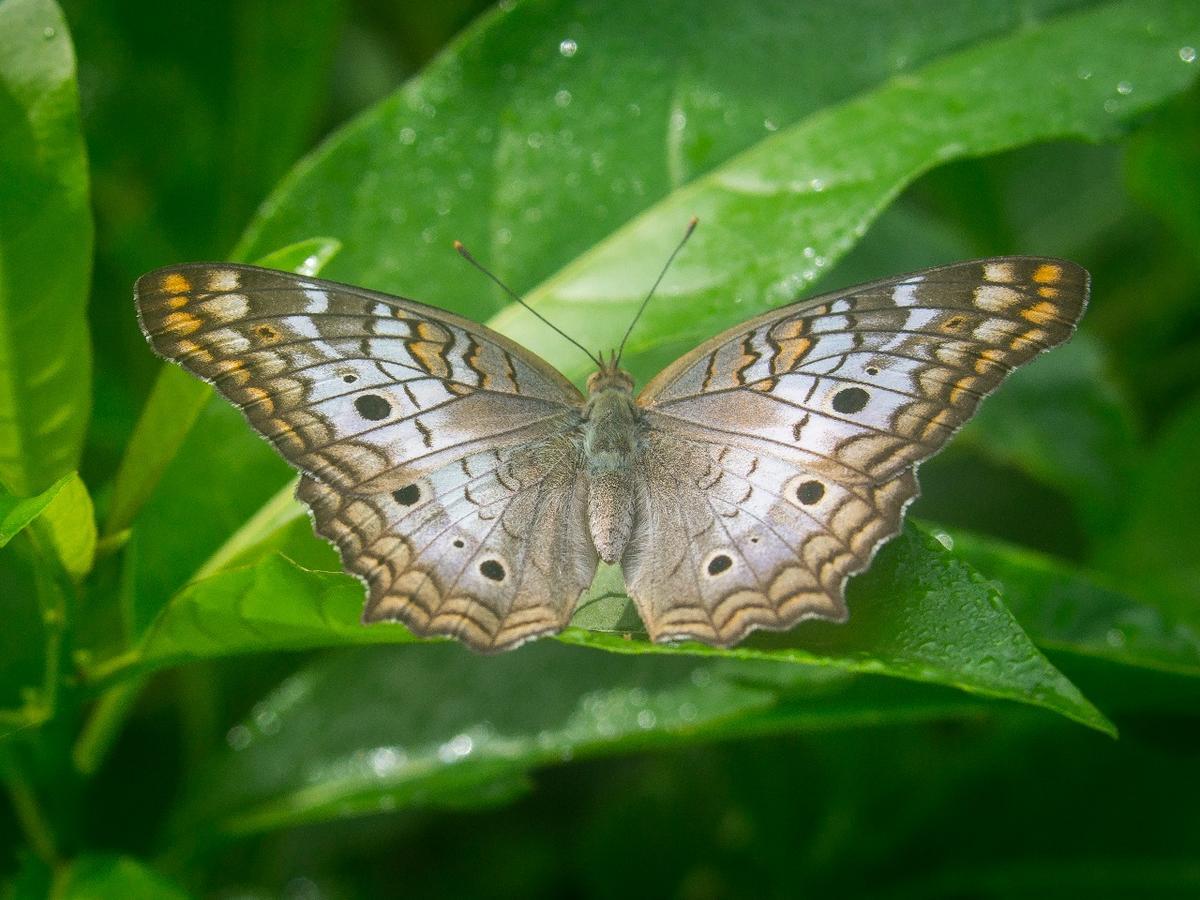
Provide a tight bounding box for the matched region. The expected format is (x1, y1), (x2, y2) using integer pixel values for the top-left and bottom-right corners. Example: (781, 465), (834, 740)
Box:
(135, 256), (1088, 652)
(581, 360), (642, 563)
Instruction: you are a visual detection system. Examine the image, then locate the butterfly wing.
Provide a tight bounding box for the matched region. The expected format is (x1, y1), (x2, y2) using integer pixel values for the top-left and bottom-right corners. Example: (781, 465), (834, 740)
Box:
(623, 433), (917, 645)
(627, 257), (1088, 645)
(135, 264), (584, 494)
(136, 263), (597, 651)
(298, 436), (596, 652)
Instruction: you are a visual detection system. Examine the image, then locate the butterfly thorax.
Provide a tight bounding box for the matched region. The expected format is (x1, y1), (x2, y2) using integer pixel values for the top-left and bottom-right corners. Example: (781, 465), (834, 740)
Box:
(582, 361), (642, 564)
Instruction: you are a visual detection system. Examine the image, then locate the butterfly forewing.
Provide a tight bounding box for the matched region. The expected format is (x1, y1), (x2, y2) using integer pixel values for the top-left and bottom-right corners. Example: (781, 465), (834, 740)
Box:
(639, 258), (1087, 483)
(135, 264), (583, 494)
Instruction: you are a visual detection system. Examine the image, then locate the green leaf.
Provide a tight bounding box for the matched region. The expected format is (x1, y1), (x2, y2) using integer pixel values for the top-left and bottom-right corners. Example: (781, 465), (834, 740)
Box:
(0, 0), (92, 496)
(52, 855), (190, 900)
(489, 0), (1200, 384)
(103, 237), (341, 538)
(88, 556), (412, 684)
(563, 527), (1113, 734)
(226, 1), (1197, 384)
(1097, 393), (1200, 621)
(0, 473), (71, 548)
(950, 529), (1200, 677)
(34, 471), (95, 581)
(88, 527), (1112, 736)
(176, 643), (985, 836)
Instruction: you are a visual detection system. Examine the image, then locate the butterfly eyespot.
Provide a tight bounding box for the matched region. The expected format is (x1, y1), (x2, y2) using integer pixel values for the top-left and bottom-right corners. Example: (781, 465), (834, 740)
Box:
(796, 480), (825, 505)
(341, 373), (359, 384)
(480, 559), (506, 582)
(865, 366), (879, 376)
(453, 539), (465, 549)
(832, 387), (869, 414)
(706, 554), (733, 576)
(392, 484), (420, 506)
(354, 394), (392, 420)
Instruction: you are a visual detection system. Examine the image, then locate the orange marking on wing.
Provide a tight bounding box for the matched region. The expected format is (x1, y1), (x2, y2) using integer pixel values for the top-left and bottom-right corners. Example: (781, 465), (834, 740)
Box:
(922, 406), (956, 440)
(949, 374), (977, 404)
(243, 386), (275, 414)
(1033, 263), (1062, 284)
(162, 312), (202, 336)
(212, 359), (250, 386)
(1009, 328), (1048, 350)
(408, 341), (450, 377)
(166, 295), (189, 309)
(177, 339), (214, 364)
(974, 348), (1006, 375)
(1022, 300), (1058, 325)
(1037, 285), (1060, 299)
(774, 336), (812, 372)
(162, 273), (191, 294)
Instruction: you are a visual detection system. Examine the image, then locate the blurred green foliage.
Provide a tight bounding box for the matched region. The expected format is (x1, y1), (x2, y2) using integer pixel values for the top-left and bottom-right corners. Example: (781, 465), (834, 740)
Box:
(2, 0), (1199, 896)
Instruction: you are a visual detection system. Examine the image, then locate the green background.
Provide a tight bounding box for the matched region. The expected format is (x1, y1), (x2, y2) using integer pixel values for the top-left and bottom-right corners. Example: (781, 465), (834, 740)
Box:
(2, 0), (1199, 896)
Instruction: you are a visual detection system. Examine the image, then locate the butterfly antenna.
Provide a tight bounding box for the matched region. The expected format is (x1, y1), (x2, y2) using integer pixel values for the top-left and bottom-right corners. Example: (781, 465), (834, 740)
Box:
(453, 240), (603, 370)
(615, 216), (698, 367)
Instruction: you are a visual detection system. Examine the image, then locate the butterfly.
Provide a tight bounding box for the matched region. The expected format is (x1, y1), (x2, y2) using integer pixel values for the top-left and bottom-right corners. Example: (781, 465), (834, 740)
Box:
(135, 250), (1087, 652)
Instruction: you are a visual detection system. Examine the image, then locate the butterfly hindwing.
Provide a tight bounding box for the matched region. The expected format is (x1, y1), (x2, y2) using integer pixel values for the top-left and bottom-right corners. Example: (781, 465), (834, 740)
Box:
(622, 432), (918, 646)
(298, 434), (596, 652)
(135, 264), (583, 494)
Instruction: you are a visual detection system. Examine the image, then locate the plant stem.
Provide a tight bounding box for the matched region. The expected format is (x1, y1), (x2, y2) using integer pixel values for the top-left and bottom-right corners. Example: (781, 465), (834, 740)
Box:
(0, 747), (59, 865)
(71, 677), (146, 776)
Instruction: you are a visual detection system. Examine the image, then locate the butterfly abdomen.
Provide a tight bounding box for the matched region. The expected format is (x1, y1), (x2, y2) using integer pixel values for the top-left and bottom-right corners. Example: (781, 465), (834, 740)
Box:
(582, 378), (643, 563)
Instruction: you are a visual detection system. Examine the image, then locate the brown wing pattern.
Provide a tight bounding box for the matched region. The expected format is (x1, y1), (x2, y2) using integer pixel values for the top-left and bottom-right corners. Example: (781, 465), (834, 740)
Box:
(626, 258), (1088, 646)
(623, 433), (918, 646)
(298, 435), (597, 652)
(135, 264), (583, 494)
(639, 258), (1088, 484)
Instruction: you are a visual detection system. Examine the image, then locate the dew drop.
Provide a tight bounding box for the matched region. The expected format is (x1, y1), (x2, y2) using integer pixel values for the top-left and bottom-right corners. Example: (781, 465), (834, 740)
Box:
(808, 177), (826, 192)
(527, 131), (544, 149)
(1103, 98), (1119, 113)
(369, 746), (403, 776)
(1180, 46), (1197, 63)
(554, 88), (572, 107)
(559, 38), (578, 57)
(253, 705), (281, 735)
(763, 118), (778, 132)
(398, 126), (416, 145)
(226, 725), (252, 750)
(637, 709), (657, 730)
(437, 733), (475, 763)
(1116, 80), (1133, 95)
(43, 26), (55, 39)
